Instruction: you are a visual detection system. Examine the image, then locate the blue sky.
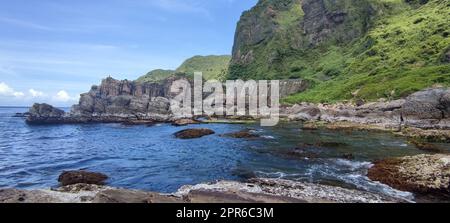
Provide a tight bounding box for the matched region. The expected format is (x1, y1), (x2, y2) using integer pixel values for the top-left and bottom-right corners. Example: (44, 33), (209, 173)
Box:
(0, 0), (257, 106)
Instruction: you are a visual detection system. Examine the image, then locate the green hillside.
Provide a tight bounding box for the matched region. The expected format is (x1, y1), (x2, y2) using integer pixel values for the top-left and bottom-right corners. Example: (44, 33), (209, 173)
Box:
(136, 69), (175, 83)
(137, 55), (231, 83)
(176, 55), (231, 80)
(229, 0), (450, 103)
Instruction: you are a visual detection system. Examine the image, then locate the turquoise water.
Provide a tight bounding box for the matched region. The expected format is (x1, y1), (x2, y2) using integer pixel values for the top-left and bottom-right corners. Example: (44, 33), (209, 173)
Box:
(1, 107), (448, 200)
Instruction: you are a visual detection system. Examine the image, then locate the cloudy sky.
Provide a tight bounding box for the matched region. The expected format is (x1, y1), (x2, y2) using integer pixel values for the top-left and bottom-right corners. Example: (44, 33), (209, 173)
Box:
(0, 0), (257, 106)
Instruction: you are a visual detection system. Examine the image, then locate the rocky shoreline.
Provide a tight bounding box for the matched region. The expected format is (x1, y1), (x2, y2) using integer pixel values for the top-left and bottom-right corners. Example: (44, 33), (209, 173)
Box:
(3, 152), (449, 203)
(24, 86), (450, 143)
(0, 177), (406, 203)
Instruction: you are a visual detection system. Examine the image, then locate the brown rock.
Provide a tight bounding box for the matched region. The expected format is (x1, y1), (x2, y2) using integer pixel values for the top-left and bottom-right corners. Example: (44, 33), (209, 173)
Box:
(409, 139), (444, 153)
(173, 119), (200, 126)
(174, 128), (215, 139)
(58, 171), (108, 186)
(221, 129), (259, 139)
(368, 154), (450, 197)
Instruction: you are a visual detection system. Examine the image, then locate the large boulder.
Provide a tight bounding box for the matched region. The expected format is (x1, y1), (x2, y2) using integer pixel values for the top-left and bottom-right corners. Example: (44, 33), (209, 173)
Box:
(26, 103), (66, 124)
(287, 103), (321, 121)
(174, 128), (215, 139)
(401, 88), (450, 128)
(58, 171), (108, 186)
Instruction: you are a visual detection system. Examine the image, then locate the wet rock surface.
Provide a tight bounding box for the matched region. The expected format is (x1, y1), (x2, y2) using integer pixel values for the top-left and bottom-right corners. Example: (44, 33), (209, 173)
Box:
(174, 128), (215, 139)
(368, 154), (450, 197)
(0, 175), (406, 203)
(221, 129), (260, 139)
(172, 119), (200, 126)
(58, 171), (108, 186)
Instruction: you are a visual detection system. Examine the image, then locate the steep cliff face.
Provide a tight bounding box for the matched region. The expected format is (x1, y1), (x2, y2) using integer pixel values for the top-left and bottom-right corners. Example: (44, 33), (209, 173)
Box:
(230, 0), (450, 102)
(230, 0), (375, 80)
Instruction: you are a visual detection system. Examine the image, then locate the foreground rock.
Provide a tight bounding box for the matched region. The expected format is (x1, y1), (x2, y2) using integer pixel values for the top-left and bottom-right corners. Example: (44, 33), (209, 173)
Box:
(0, 178), (402, 203)
(58, 171), (108, 186)
(368, 154), (450, 197)
(174, 128), (215, 139)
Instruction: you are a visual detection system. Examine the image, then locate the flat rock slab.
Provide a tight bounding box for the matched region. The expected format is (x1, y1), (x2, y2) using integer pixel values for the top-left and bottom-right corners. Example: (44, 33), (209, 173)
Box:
(368, 154), (450, 197)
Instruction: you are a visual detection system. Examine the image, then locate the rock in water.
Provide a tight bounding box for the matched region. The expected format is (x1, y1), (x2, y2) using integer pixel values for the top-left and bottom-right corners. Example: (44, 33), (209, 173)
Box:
(26, 103), (66, 124)
(368, 154), (450, 197)
(174, 129), (215, 139)
(173, 119), (200, 126)
(221, 129), (259, 139)
(58, 171), (108, 186)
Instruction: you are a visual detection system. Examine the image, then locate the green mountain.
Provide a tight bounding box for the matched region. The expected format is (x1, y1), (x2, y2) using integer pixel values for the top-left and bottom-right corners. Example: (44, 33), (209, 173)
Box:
(176, 55), (231, 80)
(136, 69), (175, 83)
(137, 55), (231, 83)
(229, 0), (450, 103)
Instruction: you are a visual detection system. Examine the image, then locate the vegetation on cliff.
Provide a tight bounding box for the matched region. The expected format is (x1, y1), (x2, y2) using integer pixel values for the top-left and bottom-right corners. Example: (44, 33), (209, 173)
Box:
(229, 0), (450, 103)
(137, 55), (231, 83)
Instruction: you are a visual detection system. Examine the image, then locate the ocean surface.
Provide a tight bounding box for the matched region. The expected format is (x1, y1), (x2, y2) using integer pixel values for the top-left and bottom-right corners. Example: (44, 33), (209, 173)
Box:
(1, 107), (449, 200)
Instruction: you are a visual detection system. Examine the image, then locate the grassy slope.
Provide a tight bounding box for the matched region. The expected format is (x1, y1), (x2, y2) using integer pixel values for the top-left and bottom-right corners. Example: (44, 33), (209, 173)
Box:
(136, 69), (175, 83)
(286, 0), (450, 103)
(229, 0), (450, 103)
(136, 55), (231, 83)
(176, 55), (231, 80)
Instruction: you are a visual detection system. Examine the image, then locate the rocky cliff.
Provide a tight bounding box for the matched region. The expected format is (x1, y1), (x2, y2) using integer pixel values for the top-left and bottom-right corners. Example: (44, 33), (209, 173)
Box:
(27, 76), (190, 124)
(230, 0), (449, 102)
(26, 76), (308, 124)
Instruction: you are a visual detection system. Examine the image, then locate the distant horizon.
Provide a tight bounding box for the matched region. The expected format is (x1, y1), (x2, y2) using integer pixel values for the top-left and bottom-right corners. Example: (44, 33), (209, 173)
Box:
(0, 0), (257, 106)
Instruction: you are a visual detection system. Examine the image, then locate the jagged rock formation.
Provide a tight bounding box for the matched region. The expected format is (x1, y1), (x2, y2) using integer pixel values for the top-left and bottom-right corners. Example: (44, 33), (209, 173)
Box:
(27, 76), (191, 124)
(26, 75), (308, 124)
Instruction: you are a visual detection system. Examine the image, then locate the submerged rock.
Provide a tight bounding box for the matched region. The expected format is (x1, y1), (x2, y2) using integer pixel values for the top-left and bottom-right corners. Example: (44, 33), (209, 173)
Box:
(58, 171), (108, 186)
(408, 139), (444, 153)
(221, 129), (260, 139)
(174, 128), (215, 139)
(12, 112), (30, 118)
(368, 154), (450, 197)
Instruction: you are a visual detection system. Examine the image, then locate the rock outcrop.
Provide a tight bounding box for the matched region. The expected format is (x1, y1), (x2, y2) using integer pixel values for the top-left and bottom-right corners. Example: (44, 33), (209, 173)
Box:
(221, 129), (260, 139)
(58, 171), (108, 186)
(174, 128), (215, 139)
(368, 154), (450, 197)
(26, 103), (66, 124)
(26, 76), (191, 124)
(283, 88), (450, 131)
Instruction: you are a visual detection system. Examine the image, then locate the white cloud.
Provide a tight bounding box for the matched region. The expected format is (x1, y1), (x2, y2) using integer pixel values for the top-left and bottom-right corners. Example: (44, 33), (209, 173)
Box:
(0, 82), (24, 98)
(53, 90), (77, 102)
(29, 89), (45, 97)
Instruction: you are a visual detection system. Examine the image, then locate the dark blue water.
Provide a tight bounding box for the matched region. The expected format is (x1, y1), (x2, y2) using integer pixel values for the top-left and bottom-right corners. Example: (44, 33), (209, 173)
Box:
(1, 107), (449, 199)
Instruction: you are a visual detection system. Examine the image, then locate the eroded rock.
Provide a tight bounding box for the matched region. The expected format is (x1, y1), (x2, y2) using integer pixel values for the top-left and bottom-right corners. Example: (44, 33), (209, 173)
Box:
(174, 128), (215, 139)
(58, 171), (108, 186)
(368, 154), (450, 197)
